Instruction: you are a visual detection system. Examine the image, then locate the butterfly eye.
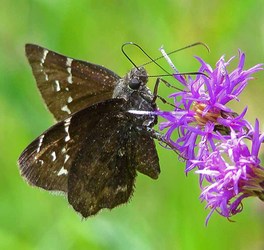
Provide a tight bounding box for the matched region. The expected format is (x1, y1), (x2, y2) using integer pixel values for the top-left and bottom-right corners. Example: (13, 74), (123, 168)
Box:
(129, 78), (141, 90)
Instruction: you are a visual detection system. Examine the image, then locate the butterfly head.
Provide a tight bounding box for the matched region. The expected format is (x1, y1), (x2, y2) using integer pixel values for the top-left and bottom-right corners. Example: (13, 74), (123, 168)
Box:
(112, 67), (150, 100)
(127, 67), (148, 90)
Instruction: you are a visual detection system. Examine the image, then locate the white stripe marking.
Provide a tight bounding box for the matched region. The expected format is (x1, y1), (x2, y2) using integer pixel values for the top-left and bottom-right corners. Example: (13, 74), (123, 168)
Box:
(36, 135), (45, 153)
(41, 49), (48, 64)
(65, 117), (71, 124)
(65, 134), (70, 142)
(54, 80), (61, 92)
(57, 167), (68, 176)
(40, 49), (49, 81)
(66, 58), (73, 84)
(64, 117), (71, 142)
(51, 151), (56, 161)
(62, 147), (66, 154)
(64, 154), (70, 163)
(66, 57), (72, 67)
(61, 105), (71, 114)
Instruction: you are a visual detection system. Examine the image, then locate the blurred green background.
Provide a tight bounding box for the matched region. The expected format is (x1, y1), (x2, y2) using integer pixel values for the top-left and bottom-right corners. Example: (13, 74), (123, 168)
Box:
(1, 0), (264, 249)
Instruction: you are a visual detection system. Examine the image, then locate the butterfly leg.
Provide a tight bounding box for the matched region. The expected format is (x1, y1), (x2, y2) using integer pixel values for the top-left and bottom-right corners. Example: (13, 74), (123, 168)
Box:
(152, 78), (176, 108)
(145, 126), (186, 160)
(140, 126), (178, 152)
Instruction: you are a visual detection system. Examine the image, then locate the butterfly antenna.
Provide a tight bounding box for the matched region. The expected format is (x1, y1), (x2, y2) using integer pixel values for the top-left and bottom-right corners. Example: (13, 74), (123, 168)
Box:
(122, 42), (170, 74)
(122, 43), (140, 70)
(142, 42), (210, 67)
(148, 71), (208, 78)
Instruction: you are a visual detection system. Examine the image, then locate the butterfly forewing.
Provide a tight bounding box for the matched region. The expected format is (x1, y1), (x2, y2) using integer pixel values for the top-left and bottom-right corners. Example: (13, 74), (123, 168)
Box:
(19, 122), (71, 193)
(25, 44), (120, 121)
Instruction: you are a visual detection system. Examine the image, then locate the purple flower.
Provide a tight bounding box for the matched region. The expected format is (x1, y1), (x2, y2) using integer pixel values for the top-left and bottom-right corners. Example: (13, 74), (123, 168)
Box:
(156, 47), (264, 223)
(195, 120), (264, 224)
(157, 49), (263, 170)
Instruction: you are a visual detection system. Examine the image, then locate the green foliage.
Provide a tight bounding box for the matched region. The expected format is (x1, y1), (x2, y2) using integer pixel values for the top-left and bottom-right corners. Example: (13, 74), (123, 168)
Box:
(0, 0), (263, 249)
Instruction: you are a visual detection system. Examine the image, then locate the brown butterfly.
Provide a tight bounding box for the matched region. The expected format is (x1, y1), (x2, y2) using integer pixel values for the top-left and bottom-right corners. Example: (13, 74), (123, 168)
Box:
(18, 44), (166, 217)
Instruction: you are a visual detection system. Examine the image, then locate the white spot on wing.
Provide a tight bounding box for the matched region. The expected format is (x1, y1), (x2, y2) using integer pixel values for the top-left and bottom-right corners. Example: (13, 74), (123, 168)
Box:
(36, 134), (45, 153)
(61, 105), (71, 114)
(51, 151), (56, 161)
(66, 57), (72, 67)
(66, 58), (73, 84)
(65, 117), (71, 125)
(64, 154), (70, 163)
(64, 117), (71, 142)
(35, 159), (44, 165)
(40, 49), (49, 81)
(54, 80), (61, 92)
(57, 167), (68, 176)
(67, 96), (73, 103)
(41, 49), (48, 64)
(65, 134), (70, 142)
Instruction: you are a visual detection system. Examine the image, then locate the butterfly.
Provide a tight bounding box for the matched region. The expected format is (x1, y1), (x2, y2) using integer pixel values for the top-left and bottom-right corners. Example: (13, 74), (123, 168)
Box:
(18, 44), (169, 217)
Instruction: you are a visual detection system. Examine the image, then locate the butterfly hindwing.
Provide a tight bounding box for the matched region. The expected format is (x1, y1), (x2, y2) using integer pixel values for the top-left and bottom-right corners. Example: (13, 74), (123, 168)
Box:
(68, 113), (137, 217)
(25, 44), (121, 121)
(134, 132), (160, 179)
(67, 107), (160, 217)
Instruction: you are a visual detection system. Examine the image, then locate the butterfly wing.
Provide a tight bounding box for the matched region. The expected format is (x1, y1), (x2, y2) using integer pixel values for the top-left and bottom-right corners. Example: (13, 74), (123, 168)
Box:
(67, 110), (160, 217)
(18, 99), (126, 193)
(67, 113), (136, 217)
(18, 98), (160, 216)
(134, 132), (160, 179)
(25, 44), (120, 121)
(67, 110), (161, 217)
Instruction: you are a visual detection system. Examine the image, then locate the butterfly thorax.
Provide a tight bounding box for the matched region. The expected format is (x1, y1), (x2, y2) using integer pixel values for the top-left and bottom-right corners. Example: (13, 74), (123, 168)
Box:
(112, 67), (157, 127)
